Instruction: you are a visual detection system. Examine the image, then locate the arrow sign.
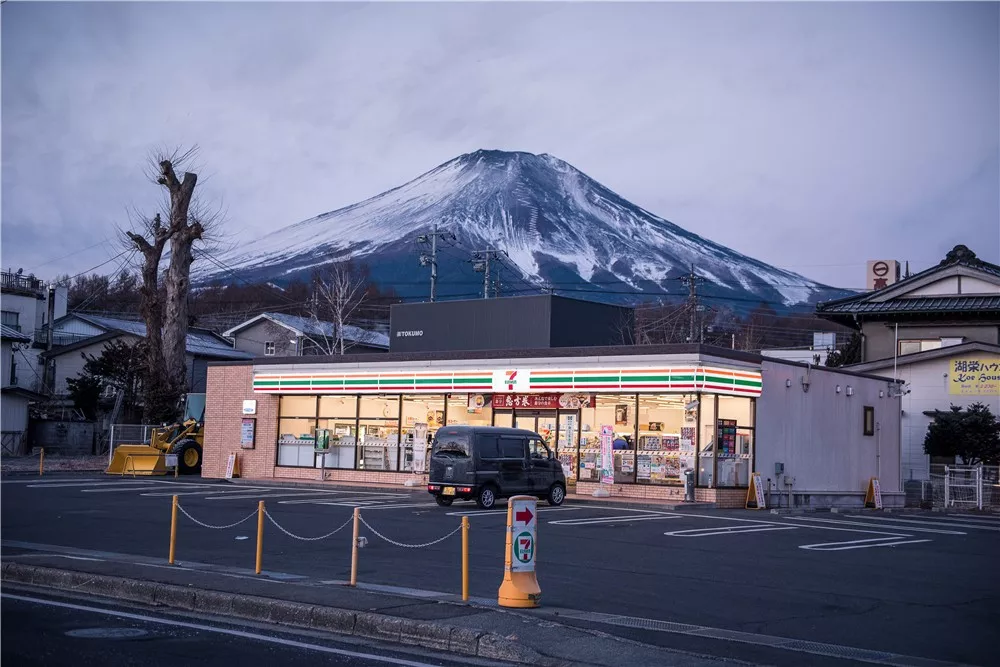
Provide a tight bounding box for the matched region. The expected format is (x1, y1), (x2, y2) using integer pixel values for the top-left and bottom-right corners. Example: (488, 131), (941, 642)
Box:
(515, 506), (534, 525)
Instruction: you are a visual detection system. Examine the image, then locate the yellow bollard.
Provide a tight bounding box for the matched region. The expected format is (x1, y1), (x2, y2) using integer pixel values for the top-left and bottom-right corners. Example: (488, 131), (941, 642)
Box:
(169, 495), (178, 564)
(497, 495), (541, 608)
(461, 516), (470, 601)
(38, 448), (44, 476)
(255, 500), (265, 575)
(350, 507), (360, 586)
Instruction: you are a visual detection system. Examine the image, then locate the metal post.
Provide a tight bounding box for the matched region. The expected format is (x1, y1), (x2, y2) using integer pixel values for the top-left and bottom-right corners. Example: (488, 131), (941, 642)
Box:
(977, 466), (983, 511)
(350, 507), (360, 586)
(109, 424), (115, 466)
(944, 466), (950, 508)
(169, 495), (178, 564)
(38, 448), (44, 476)
(430, 224), (438, 302)
(255, 500), (265, 575)
(461, 516), (469, 601)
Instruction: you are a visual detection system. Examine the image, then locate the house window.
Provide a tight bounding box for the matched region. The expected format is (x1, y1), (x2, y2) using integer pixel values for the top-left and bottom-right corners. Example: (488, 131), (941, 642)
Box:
(898, 339), (942, 356)
(264, 341), (275, 356)
(1, 311), (19, 331)
(863, 406), (875, 436)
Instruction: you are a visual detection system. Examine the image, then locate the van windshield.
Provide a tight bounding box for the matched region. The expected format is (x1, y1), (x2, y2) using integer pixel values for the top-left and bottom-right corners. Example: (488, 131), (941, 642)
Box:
(432, 431), (470, 457)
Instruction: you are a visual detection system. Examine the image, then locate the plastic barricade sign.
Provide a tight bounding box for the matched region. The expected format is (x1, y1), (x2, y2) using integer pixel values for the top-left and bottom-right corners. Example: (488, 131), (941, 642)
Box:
(745, 472), (766, 509)
(864, 477), (882, 509)
(510, 497), (537, 572)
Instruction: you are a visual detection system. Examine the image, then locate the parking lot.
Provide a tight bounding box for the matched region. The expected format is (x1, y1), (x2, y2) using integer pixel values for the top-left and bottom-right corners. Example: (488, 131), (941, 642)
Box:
(3, 474), (999, 666)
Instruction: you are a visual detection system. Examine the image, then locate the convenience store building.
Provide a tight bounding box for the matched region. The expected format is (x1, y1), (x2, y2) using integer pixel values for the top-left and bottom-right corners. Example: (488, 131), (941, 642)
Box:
(203, 344), (903, 508)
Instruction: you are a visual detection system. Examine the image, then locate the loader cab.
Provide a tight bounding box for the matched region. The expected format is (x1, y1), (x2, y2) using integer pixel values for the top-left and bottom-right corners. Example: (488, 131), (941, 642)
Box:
(427, 426), (566, 509)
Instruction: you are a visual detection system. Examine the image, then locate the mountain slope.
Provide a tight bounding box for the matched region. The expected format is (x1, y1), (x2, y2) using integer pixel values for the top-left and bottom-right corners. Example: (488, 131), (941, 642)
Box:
(204, 150), (849, 308)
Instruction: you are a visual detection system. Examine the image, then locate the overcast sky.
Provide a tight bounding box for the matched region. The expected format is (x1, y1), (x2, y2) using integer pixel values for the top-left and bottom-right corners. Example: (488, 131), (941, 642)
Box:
(2, 1), (997, 290)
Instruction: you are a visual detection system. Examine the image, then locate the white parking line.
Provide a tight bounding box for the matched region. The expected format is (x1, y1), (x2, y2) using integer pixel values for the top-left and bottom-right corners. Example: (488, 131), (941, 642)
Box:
(140, 488), (274, 497)
(800, 537), (933, 551)
(278, 496), (405, 506)
(664, 525), (799, 537)
(551, 514), (681, 526)
(784, 516), (967, 535)
(25, 481), (162, 489)
(202, 492), (349, 501)
(359, 503), (439, 511)
(857, 515), (1000, 531)
(446, 506), (583, 517)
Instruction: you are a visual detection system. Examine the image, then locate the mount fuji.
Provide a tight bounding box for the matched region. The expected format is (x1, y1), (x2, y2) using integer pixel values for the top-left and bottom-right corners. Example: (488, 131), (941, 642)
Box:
(203, 150), (850, 310)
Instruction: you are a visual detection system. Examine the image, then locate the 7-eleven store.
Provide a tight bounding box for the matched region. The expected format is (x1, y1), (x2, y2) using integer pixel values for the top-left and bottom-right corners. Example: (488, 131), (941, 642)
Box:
(203, 346), (902, 508)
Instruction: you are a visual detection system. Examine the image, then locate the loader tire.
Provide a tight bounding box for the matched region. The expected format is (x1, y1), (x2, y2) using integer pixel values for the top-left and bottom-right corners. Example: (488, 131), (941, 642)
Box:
(171, 439), (202, 474)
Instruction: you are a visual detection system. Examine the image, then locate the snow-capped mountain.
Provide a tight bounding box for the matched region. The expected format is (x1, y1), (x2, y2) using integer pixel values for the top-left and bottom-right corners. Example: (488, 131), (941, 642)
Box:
(204, 150), (849, 309)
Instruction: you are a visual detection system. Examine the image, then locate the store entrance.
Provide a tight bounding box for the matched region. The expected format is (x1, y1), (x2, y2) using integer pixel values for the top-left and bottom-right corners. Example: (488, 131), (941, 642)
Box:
(493, 409), (580, 484)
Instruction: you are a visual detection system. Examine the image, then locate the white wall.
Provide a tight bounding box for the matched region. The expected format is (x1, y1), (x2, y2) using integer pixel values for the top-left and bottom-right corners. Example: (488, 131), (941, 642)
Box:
(51, 335), (138, 395)
(756, 361), (901, 498)
(962, 276), (1000, 293)
(905, 277), (959, 297)
(1, 341), (13, 386)
(891, 356), (1000, 481)
(1, 293), (43, 335)
(1, 392), (29, 435)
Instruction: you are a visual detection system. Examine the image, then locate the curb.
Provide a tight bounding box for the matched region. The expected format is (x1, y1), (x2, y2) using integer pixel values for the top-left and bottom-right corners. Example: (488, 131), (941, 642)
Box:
(1, 563), (544, 665)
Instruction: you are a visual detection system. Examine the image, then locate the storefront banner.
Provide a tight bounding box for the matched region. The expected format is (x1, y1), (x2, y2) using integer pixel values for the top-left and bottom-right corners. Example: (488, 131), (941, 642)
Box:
(949, 357), (1000, 395)
(412, 423), (428, 473)
(600, 425), (614, 485)
(490, 393), (594, 409)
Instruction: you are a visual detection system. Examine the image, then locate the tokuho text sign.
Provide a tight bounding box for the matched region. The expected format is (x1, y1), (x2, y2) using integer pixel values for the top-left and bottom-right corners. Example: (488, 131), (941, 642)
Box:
(510, 497), (537, 573)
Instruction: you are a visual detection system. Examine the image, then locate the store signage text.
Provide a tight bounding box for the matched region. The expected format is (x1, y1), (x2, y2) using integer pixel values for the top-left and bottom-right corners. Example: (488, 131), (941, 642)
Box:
(490, 393), (595, 409)
(949, 357), (1000, 395)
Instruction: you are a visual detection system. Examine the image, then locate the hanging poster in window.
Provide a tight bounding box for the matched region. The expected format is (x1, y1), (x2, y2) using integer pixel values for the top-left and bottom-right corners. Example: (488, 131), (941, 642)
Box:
(615, 405), (629, 426)
(637, 455), (652, 480)
(600, 425), (614, 485)
(412, 423), (428, 473)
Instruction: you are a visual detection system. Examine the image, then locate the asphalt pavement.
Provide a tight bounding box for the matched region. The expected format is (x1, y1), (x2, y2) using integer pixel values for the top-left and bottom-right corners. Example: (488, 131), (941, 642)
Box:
(3, 473), (998, 666)
(1, 586), (479, 667)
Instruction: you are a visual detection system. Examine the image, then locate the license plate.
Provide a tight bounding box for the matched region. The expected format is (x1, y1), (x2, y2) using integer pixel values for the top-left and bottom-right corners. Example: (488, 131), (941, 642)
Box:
(442, 487), (456, 496)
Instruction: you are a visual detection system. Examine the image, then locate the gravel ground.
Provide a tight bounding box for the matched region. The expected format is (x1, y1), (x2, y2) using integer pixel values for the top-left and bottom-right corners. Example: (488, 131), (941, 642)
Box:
(2, 454), (107, 473)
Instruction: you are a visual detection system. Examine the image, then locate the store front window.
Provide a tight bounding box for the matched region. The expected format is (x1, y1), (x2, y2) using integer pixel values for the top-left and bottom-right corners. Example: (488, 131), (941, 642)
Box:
(277, 396), (318, 468)
(636, 394), (697, 485)
(399, 395), (444, 472)
(698, 395), (716, 487)
(317, 396), (357, 470)
(578, 394), (636, 482)
(716, 395), (754, 487)
(446, 394), (492, 427)
(358, 395), (401, 471)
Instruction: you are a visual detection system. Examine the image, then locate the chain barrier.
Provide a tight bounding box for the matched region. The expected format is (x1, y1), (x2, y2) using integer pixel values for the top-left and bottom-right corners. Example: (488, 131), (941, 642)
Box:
(264, 509), (355, 541)
(176, 503), (259, 530)
(359, 514), (462, 549)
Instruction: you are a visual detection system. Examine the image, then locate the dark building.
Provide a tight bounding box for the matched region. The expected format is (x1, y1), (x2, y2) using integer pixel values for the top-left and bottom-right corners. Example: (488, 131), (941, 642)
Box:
(389, 295), (635, 353)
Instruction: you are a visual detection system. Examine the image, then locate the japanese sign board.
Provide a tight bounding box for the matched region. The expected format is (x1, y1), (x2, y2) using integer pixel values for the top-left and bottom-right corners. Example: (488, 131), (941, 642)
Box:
(600, 425), (614, 485)
(949, 357), (1000, 396)
(225, 453), (239, 479)
(864, 477), (883, 509)
(240, 418), (256, 449)
(510, 497), (537, 573)
(745, 472), (766, 510)
(490, 393), (595, 409)
(866, 260), (899, 291)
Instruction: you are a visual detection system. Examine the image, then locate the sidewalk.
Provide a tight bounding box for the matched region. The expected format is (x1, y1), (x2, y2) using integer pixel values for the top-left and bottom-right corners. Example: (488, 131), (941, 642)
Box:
(0, 553), (738, 667)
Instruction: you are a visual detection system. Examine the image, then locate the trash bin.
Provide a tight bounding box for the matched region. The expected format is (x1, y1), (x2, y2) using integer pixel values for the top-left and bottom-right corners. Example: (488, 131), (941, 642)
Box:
(684, 469), (695, 502)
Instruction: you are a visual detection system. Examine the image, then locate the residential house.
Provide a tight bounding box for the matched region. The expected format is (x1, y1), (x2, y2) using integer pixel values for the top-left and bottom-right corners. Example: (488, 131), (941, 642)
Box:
(223, 312), (389, 358)
(1, 324), (44, 454)
(44, 313), (252, 396)
(817, 245), (1000, 481)
(0, 270), (68, 391)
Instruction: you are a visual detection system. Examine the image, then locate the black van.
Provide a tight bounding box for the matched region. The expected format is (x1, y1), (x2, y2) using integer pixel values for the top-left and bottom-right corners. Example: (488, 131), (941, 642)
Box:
(427, 426), (566, 509)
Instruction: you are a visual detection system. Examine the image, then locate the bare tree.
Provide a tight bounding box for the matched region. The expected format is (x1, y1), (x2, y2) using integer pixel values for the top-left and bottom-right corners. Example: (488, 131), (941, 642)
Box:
(308, 259), (372, 355)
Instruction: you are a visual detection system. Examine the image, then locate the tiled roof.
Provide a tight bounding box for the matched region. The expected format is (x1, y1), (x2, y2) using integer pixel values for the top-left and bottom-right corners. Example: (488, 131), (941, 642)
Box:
(818, 295), (1000, 315)
(69, 314), (252, 360)
(0, 324), (31, 342)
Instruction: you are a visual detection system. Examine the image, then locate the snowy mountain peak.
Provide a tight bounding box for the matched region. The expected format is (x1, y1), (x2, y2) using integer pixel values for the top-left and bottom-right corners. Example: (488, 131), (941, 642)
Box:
(205, 150), (848, 309)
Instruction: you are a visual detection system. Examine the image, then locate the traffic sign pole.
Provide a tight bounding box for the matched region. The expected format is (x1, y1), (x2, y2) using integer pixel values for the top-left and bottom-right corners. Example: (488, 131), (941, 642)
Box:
(498, 495), (541, 608)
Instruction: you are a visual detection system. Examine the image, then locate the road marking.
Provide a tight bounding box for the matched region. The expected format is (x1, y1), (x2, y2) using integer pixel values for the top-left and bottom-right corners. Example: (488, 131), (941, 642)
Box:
(799, 537), (933, 551)
(446, 506), (583, 517)
(25, 481), (167, 489)
(1, 593), (445, 667)
(82, 485), (243, 494)
(856, 515), (1000, 531)
(548, 608), (974, 667)
(783, 516), (967, 535)
(939, 514), (1000, 524)
(360, 503), (440, 511)
(551, 514), (681, 526)
(664, 525), (799, 537)
(140, 488), (276, 497)
(278, 495), (405, 505)
(202, 492), (351, 501)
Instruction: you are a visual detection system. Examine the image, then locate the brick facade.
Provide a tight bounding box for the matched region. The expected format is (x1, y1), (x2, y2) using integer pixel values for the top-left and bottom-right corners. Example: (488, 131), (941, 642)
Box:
(574, 481), (748, 508)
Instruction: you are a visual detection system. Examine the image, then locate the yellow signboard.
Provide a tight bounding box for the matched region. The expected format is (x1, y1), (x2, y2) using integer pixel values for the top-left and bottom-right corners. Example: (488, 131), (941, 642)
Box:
(949, 357), (1000, 396)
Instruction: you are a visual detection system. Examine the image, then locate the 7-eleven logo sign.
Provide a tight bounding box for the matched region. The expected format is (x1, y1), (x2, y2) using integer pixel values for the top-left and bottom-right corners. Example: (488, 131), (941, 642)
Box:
(493, 369), (528, 393)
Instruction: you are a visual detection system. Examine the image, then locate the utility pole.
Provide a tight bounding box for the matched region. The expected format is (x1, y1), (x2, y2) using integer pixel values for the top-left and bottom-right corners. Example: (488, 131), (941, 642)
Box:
(418, 225), (456, 302)
(679, 264), (705, 344)
(471, 249), (508, 299)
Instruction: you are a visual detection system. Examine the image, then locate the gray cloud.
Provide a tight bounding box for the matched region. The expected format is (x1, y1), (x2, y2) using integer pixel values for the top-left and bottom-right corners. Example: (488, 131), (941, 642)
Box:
(2, 1), (997, 289)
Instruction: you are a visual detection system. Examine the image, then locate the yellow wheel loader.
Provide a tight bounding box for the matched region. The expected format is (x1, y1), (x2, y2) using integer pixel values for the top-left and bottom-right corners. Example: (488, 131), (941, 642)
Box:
(106, 419), (204, 476)
(107, 395), (207, 476)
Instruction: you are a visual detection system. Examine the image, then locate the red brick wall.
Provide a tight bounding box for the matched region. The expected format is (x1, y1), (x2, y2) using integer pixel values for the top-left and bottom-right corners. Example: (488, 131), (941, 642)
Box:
(274, 467), (427, 487)
(574, 482), (748, 508)
(203, 364), (279, 480)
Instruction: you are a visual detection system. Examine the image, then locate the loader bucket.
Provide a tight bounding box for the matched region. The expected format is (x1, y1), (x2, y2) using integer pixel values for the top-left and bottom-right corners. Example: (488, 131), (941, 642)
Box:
(106, 445), (168, 476)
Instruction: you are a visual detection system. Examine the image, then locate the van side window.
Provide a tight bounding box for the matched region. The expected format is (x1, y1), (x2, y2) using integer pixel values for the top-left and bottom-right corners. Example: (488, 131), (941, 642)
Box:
(528, 438), (550, 459)
(499, 436), (526, 459)
(475, 434), (500, 459)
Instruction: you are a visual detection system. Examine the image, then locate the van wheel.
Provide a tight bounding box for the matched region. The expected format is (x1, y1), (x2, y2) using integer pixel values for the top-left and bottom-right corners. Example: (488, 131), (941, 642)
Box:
(475, 485), (497, 509)
(548, 483), (566, 506)
(434, 496), (453, 507)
